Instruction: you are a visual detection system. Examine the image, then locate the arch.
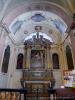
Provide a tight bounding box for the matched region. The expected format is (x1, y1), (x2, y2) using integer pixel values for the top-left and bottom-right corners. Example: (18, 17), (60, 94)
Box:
(1, 45), (10, 73)
(4, 1), (71, 26)
(16, 53), (23, 69)
(66, 45), (74, 70)
(52, 53), (59, 69)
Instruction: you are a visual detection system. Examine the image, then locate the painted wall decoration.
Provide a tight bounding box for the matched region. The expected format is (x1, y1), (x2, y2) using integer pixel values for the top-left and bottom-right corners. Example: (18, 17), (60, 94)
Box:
(11, 20), (23, 34)
(52, 18), (67, 33)
(31, 13), (46, 22)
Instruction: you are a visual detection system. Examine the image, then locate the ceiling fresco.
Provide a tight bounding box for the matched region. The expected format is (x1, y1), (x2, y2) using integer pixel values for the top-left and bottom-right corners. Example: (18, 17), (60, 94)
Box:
(9, 11), (67, 35)
(0, 0), (75, 45)
(7, 11), (67, 45)
(31, 13), (46, 22)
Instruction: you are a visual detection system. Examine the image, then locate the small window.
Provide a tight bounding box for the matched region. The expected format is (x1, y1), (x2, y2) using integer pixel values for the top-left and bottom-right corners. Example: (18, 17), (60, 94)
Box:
(16, 53), (23, 69)
(1, 45), (10, 73)
(52, 53), (59, 69)
(66, 45), (74, 70)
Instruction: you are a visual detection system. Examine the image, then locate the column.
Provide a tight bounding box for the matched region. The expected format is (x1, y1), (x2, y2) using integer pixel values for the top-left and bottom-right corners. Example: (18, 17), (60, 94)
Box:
(70, 30), (75, 69)
(49, 50), (53, 69)
(61, 46), (68, 70)
(47, 47), (51, 69)
(58, 46), (66, 85)
(7, 45), (17, 88)
(68, 14), (75, 69)
(0, 29), (7, 72)
(23, 47), (27, 69)
(26, 47), (31, 69)
(45, 48), (47, 69)
(59, 46), (67, 70)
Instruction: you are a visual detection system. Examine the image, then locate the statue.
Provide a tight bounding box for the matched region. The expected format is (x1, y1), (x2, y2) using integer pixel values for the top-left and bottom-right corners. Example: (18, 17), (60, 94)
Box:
(20, 78), (25, 88)
(51, 78), (55, 89)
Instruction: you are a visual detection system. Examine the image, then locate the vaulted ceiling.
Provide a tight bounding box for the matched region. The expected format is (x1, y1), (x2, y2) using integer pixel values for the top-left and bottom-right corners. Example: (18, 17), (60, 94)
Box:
(0, 0), (75, 45)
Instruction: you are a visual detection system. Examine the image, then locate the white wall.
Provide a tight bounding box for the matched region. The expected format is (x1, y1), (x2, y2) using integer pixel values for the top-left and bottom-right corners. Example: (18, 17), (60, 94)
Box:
(7, 44), (24, 88)
(0, 73), (8, 88)
(53, 69), (63, 88)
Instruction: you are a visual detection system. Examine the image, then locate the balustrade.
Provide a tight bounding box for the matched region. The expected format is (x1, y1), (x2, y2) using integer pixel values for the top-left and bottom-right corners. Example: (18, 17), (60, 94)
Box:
(0, 88), (75, 99)
(0, 88), (56, 100)
(0, 88), (27, 100)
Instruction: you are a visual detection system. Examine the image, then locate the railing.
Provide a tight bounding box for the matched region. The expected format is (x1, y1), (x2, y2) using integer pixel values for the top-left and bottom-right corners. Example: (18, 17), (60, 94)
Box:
(56, 88), (75, 99)
(0, 88), (75, 100)
(0, 88), (27, 100)
(0, 88), (56, 100)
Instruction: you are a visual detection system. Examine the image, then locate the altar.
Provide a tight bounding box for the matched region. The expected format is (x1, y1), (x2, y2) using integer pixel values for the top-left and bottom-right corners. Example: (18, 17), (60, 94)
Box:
(21, 69), (54, 91)
(21, 32), (55, 91)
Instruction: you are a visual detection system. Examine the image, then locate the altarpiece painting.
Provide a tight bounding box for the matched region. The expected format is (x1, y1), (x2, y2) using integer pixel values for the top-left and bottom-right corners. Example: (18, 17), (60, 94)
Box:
(30, 50), (45, 68)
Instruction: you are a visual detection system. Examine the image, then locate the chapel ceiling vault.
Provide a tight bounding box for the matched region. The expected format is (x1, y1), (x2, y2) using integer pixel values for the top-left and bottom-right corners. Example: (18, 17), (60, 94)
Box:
(0, 0), (75, 45)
